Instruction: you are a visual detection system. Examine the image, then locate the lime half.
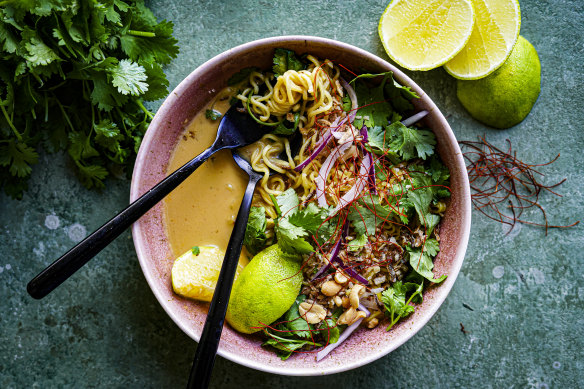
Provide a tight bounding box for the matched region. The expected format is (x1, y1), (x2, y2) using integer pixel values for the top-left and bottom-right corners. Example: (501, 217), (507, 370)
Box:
(445, 0), (521, 80)
(378, 0), (475, 71)
(456, 36), (540, 129)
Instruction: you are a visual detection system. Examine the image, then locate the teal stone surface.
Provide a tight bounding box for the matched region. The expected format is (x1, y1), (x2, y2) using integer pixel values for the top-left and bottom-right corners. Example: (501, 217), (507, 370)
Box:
(1, 0), (583, 387)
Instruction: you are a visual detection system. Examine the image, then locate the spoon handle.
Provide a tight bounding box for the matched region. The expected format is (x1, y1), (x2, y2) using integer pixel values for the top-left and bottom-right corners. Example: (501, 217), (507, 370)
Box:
(27, 145), (221, 300)
(187, 171), (261, 389)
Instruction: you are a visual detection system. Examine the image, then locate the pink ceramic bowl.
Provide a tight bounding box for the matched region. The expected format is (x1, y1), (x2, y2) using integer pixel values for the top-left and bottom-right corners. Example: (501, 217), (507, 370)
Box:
(130, 36), (471, 376)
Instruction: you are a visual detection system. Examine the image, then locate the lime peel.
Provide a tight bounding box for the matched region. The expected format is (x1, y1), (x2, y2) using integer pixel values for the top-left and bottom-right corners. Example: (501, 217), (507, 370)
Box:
(456, 36), (541, 129)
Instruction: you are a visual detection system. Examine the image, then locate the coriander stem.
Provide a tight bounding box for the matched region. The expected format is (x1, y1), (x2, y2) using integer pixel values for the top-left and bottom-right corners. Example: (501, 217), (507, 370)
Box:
(136, 99), (154, 120)
(128, 30), (156, 38)
(269, 194), (282, 217)
(0, 105), (22, 141)
(55, 99), (75, 133)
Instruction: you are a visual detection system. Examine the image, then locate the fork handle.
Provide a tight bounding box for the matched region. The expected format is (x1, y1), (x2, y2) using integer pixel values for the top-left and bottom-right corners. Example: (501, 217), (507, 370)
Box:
(187, 171), (261, 389)
(27, 145), (222, 300)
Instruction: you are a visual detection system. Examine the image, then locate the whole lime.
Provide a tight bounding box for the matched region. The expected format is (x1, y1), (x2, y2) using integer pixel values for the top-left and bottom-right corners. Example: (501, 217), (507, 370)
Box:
(456, 36), (541, 129)
(226, 244), (302, 334)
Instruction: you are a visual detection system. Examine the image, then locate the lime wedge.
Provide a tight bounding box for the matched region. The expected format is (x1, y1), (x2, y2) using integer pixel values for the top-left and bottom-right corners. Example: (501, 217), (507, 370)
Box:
(171, 245), (247, 302)
(444, 0), (521, 79)
(378, 0), (475, 71)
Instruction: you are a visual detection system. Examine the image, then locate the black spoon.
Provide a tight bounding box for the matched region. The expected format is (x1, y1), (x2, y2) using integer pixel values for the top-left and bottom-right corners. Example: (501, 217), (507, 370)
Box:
(27, 106), (267, 300)
(186, 132), (302, 389)
(186, 151), (262, 389)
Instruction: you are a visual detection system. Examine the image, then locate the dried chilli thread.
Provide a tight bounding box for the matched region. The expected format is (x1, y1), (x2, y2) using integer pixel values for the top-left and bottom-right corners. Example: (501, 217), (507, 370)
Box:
(459, 136), (580, 234)
(264, 83), (451, 355)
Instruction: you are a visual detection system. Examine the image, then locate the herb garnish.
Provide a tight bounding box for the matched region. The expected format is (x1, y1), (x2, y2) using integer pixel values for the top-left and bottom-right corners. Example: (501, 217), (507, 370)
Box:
(0, 0), (179, 199)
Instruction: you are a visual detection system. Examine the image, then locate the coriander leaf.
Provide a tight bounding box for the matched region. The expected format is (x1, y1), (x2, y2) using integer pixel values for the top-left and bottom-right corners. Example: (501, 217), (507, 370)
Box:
(351, 72), (393, 129)
(119, 19), (179, 65)
(424, 213), (441, 235)
(272, 48), (303, 78)
(317, 318), (340, 345)
(272, 113), (299, 136)
(0, 23), (20, 54)
(407, 187), (433, 225)
(348, 195), (391, 236)
(280, 295), (312, 338)
(75, 163), (108, 189)
(341, 95), (352, 112)
(348, 204), (378, 236)
(381, 281), (415, 330)
(387, 121), (436, 161)
(110, 59), (149, 96)
(68, 131), (100, 160)
(227, 67), (259, 86)
(380, 280), (423, 330)
(94, 119), (123, 149)
(288, 202), (326, 237)
(205, 109), (222, 121)
(408, 239), (446, 283)
(0, 140), (39, 178)
(428, 155), (450, 184)
(347, 233), (367, 251)
(244, 206), (267, 255)
(276, 188), (299, 217)
(404, 281), (424, 304)
(191, 246), (200, 255)
(0, 0), (178, 198)
(90, 72), (129, 111)
(384, 77), (418, 113)
(275, 217), (314, 255)
(262, 331), (321, 361)
(141, 62), (169, 101)
(22, 28), (61, 67)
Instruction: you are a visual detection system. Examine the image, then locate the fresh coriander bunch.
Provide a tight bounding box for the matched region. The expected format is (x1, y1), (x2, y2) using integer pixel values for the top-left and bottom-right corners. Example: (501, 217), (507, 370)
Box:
(0, 0), (179, 199)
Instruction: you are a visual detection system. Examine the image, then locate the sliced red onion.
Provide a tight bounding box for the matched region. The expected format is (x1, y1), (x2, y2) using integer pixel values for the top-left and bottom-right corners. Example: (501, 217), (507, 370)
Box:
(316, 141), (352, 207)
(341, 265), (369, 285)
(368, 161), (377, 195)
(331, 151), (372, 214)
(357, 304), (371, 316)
(359, 126), (376, 195)
(401, 110), (429, 127)
(311, 235), (343, 281)
(294, 117), (349, 172)
(315, 305), (370, 362)
(359, 126), (368, 143)
(340, 77), (358, 123)
(370, 287), (384, 294)
(311, 222), (349, 281)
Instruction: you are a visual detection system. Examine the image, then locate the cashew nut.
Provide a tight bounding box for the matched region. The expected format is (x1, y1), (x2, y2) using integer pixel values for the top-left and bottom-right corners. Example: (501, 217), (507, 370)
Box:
(298, 302), (327, 324)
(321, 280), (342, 297)
(334, 270), (349, 285)
(349, 284), (366, 309)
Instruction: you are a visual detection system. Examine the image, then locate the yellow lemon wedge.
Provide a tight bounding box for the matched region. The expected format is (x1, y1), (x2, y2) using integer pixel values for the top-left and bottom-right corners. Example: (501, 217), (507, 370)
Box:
(171, 245), (247, 302)
(378, 0), (475, 71)
(444, 0), (521, 79)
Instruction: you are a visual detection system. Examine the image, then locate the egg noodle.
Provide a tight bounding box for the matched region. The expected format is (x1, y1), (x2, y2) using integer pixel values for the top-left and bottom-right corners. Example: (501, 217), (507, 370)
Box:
(234, 56), (358, 238)
(204, 50), (451, 360)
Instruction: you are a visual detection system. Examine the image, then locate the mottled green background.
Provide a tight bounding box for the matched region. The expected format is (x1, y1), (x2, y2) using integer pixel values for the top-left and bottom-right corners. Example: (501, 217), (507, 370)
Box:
(1, 0), (583, 388)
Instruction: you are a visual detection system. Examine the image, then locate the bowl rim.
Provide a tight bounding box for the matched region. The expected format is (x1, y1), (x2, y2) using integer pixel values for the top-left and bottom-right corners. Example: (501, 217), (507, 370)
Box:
(130, 35), (472, 376)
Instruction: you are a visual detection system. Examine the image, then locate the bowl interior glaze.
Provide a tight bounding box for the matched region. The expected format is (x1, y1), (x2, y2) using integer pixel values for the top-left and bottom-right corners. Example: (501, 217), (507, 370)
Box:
(130, 36), (471, 376)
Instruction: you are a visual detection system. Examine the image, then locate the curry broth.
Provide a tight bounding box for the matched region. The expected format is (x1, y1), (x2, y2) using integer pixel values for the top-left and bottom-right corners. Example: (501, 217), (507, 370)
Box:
(164, 99), (248, 258)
